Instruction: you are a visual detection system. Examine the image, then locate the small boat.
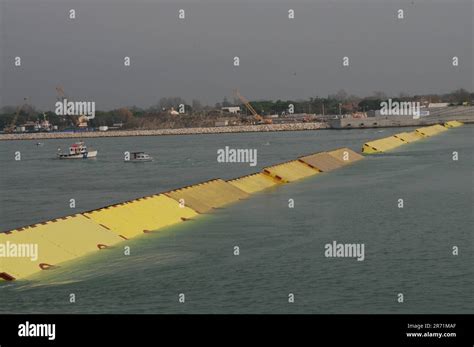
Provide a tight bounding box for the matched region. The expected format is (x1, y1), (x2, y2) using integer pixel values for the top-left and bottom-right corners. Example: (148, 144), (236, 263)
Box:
(36, 142), (44, 146)
(126, 152), (153, 162)
(57, 141), (97, 159)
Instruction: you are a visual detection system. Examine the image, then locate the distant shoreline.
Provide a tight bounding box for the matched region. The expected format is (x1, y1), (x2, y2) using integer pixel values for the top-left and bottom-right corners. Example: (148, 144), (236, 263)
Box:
(2, 118), (471, 141)
(0, 123), (329, 141)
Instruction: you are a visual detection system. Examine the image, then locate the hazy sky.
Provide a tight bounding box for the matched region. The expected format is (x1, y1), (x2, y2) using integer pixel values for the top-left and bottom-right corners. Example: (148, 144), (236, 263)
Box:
(1, 0), (472, 110)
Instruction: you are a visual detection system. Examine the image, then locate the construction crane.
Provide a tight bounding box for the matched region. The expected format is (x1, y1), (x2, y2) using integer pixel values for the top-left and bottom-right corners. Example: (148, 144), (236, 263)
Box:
(4, 98), (29, 133)
(55, 85), (67, 123)
(55, 86), (88, 128)
(55, 86), (66, 101)
(234, 89), (272, 124)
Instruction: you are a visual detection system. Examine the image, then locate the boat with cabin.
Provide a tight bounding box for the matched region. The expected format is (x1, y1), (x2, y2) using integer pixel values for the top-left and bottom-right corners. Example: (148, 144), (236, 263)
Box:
(125, 152), (153, 162)
(57, 141), (97, 159)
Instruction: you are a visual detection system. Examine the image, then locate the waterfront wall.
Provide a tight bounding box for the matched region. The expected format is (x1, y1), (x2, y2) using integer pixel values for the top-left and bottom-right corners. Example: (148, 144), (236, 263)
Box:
(0, 123), (328, 141)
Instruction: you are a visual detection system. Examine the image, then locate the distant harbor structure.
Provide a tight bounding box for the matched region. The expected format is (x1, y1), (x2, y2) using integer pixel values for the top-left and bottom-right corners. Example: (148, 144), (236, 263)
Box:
(329, 106), (474, 129)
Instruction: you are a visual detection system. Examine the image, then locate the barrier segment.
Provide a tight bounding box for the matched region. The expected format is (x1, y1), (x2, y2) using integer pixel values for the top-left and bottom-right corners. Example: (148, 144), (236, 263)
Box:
(394, 131), (423, 143)
(263, 160), (320, 183)
(362, 136), (406, 154)
(444, 120), (463, 128)
(228, 173), (281, 194)
(84, 194), (198, 238)
(37, 214), (123, 254)
(0, 214), (122, 280)
(327, 148), (364, 164)
(165, 179), (249, 213)
(299, 152), (345, 172)
(415, 124), (448, 137)
(118, 196), (196, 232)
(83, 203), (142, 238)
(0, 228), (75, 280)
(0, 232), (72, 280)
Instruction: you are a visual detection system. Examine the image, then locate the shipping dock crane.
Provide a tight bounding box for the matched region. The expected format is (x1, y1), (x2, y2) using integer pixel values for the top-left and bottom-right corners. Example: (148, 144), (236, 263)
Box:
(234, 89), (272, 124)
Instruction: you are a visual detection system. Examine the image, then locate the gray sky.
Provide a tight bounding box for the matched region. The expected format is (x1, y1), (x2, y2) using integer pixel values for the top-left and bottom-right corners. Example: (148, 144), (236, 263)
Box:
(1, 0), (472, 110)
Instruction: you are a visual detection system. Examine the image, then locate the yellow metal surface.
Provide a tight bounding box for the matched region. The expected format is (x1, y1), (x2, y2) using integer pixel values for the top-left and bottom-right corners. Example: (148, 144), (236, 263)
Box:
(262, 160), (319, 183)
(429, 124), (449, 133)
(122, 195), (198, 231)
(393, 131), (423, 143)
(361, 144), (379, 154)
(0, 229), (75, 280)
(361, 136), (405, 154)
(38, 214), (123, 253)
(327, 148), (364, 163)
(444, 120), (463, 128)
(228, 173), (280, 194)
(165, 179), (249, 213)
(84, 194), (198, 238)
(415, 124), (448, 137)
(83, 203), (142, 238)
(299, 152), (345, 172)
(0, 214), (123, 280)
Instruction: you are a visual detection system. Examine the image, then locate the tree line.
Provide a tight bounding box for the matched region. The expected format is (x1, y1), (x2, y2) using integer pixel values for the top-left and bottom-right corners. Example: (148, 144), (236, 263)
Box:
(0, 88), (472, 131)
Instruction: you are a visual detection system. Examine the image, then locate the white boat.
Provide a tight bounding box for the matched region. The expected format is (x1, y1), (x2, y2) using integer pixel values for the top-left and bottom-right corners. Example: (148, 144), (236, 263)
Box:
(126, 152), (153, 162)
(57, 141), (97, 159)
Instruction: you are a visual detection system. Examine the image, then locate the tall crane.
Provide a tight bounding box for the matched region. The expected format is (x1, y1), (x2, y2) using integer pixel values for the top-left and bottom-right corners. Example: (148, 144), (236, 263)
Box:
(55, 85), (67, 123)
(234, 89), (272, 124)
(4, 98), (29, 133)
(56, 86), (66, 101)
(55, 85), (88, 128)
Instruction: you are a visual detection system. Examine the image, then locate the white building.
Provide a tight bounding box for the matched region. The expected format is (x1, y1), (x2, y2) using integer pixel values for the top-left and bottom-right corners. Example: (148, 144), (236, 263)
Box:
(221, 106), (241, 114)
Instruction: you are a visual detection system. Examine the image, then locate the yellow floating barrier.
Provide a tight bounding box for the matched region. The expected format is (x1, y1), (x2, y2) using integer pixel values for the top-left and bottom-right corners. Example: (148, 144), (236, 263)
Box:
(327, 148), (364, 163)
(363, 124), (456, 154)
(362, 136), (406, 154)
(165, 179), (248, 213)
(299, 152), (345, 172)
(415, 124), (448, 137)
(0, 214), (122, 280)
(444, 120), (463, 128)
(262, 160), (320, 183)
(1, 145), (369, 281)
(393, 131), (423, 143)
(84, 194), (198, 238)
(228, 173), (280, 194)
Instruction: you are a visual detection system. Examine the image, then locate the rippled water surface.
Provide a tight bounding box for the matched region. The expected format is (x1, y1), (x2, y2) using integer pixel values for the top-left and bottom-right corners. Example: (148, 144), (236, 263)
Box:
(0, 126), (472, 313)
